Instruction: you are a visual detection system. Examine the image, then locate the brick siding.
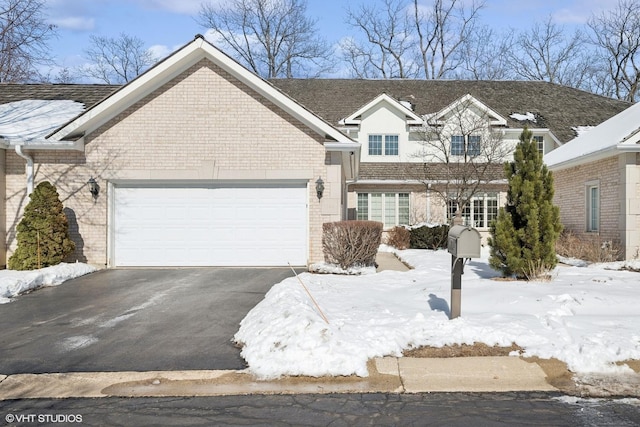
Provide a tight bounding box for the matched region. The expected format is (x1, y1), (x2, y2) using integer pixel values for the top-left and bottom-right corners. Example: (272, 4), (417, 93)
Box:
(4, 60), (335, 266)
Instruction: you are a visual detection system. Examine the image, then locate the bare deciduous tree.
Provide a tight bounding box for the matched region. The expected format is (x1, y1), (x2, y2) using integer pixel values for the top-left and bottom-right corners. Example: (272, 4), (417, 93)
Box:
(0, 0), (56, 82)
(342, 0), (419, 78)
(588, 0), (640, 102)
(455, 25), (513, 80)
(79, 33), (158, 84)
(342, 0), (484, 79)
(413, 0), (485, 79)
(507, 17), (593, 89)
(410, 97), (512, 223)
(198, 0), (332, 78)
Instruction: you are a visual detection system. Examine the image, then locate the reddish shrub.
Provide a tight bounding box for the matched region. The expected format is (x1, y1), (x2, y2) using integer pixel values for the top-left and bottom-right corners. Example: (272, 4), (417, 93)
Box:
(386, 226), (410, 250)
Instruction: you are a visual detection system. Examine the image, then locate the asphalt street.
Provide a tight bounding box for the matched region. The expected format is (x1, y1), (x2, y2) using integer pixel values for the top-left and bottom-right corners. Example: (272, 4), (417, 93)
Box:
(1, 393), (640, 426)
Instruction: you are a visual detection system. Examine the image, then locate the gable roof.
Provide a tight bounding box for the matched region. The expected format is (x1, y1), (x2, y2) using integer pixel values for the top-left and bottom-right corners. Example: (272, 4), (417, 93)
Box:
(270, 79), (631, 143)
(545, 101), (640, 170)
(427, 94), (507, 126)
(48, 35), (355, 146)
(340, 93), (424, 126)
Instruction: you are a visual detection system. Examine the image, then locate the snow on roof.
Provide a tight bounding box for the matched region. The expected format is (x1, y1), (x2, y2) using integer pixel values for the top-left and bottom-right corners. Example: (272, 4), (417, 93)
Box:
(509, 112), (536, 122)
(0, 100), (85, 142)
(572, 126), (595, 137)
(545, 101), (640, 168)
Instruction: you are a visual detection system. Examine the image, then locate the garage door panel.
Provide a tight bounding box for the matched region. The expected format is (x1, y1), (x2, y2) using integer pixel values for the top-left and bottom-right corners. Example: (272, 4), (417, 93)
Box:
(113, 184), (307, 267)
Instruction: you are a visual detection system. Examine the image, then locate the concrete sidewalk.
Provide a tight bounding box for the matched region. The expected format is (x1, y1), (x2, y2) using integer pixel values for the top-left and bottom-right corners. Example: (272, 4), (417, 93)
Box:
(376, 252), (410, 272)
(0, 356), (559, 400)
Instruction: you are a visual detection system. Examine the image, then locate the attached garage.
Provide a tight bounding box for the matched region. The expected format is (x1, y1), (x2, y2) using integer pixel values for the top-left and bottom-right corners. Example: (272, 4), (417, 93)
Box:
(112, 182), (308, 267)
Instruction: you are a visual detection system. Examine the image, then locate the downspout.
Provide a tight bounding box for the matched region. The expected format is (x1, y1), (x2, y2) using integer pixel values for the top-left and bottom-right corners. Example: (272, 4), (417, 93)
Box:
(426, 182), (432, 223)
(15, 145), (34, 195)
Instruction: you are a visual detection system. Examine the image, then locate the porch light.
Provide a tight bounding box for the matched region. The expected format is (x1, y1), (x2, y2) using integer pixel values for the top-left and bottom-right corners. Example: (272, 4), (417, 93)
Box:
(315, 177), (325, 200)
(88, 177), (100, 201)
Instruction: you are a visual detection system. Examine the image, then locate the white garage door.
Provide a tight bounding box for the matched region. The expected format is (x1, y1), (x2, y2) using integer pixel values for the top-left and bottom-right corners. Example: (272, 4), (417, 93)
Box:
(113, 183), (308, 267)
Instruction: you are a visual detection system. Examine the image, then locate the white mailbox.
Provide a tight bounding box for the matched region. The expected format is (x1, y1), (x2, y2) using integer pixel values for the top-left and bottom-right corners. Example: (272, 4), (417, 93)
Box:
(447, 225), (481, 259)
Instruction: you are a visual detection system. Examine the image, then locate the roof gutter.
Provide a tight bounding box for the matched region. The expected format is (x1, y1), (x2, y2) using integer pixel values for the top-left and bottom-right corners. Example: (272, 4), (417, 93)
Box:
(15, 145), (34, 195)
(546, 144), (640, 171)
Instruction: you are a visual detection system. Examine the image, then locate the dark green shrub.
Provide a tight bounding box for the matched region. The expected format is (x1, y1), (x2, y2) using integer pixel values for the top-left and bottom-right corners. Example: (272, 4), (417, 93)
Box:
(8, 181), (75, 270)
(409, 224), (449, 250)
(488, 127), (562, 279)
(322, 221), (383, 269)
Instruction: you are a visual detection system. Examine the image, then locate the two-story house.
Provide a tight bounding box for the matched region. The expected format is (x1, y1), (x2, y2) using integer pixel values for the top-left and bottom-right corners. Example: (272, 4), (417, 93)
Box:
(271, 79), (631, 238)
(0, 36), (633, 268)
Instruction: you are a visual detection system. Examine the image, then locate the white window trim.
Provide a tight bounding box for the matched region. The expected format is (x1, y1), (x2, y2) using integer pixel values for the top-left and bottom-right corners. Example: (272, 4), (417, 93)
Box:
(586, 180), (600, 232)
(451, 134), (481, 157)
(533, 135), (544, 155)
(368, 134), (400, 157)
(448, 192), (499, 229)
(357, 192), (410, 228)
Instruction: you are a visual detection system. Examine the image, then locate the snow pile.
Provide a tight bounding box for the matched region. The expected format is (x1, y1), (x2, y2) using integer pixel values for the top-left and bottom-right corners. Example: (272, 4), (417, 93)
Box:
(510, 112), (537, 122)
(0, 100), (84, 141)
(0, 263), (96, 303)
(235, 248), (640, 379)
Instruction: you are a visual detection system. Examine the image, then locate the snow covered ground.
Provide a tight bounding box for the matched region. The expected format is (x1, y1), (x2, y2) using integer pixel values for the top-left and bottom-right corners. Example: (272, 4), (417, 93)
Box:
(1, 249), (639, 381)
(235, 247), (640, 379)
(0, 263), (96, 304)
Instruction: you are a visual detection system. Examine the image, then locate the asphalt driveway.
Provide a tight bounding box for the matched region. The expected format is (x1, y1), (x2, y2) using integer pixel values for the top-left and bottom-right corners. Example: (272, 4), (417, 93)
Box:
(0, 268), (295, 374)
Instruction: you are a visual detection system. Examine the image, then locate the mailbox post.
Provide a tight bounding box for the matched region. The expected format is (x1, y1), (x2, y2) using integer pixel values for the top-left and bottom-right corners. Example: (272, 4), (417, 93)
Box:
(447, 225), (481, 319)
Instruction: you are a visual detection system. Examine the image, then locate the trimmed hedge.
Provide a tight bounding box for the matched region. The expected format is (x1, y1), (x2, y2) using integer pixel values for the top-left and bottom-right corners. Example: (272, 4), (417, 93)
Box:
(409, 224), (449, 250)
(322, 221), (383, 269)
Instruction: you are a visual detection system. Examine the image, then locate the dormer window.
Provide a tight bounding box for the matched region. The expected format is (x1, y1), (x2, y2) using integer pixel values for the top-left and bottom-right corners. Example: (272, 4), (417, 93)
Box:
(451, 135), (481, 157)
(369, 134), (399, 156)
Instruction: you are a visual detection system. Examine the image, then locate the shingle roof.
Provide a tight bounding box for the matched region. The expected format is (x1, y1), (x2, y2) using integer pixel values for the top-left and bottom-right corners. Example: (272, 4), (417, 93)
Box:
(0, 80), (630, 145)
(269, 79), (632, 143)
(359, 162), (506, 182)
(0, 83), (119, 108)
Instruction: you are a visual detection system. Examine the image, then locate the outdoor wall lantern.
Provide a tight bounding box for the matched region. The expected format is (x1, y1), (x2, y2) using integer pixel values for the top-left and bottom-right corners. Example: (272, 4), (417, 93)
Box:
(315, 177), (325, 200)
(88, 177), (100, 201)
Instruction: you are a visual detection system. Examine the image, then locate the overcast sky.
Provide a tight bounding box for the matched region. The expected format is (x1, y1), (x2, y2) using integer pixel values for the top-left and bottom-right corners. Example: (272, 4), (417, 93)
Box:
(43, 0), (619, 75)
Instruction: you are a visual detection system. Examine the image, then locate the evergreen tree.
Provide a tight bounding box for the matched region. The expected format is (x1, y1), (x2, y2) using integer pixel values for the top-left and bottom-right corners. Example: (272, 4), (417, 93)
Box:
(488, 127), (562, 279)
(8, 182), (75, 270)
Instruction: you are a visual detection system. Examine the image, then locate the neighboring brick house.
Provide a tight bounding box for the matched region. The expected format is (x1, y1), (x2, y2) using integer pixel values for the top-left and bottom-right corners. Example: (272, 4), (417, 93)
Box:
(0, 35), (634, 268)
(272, 79), (631, 236)
(545, 101), (640, 261)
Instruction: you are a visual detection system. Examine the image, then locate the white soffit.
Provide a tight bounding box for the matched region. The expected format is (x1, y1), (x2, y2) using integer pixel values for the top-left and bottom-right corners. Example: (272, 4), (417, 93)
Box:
(428, 94), (507, 126)
(340, 93), (424, 126)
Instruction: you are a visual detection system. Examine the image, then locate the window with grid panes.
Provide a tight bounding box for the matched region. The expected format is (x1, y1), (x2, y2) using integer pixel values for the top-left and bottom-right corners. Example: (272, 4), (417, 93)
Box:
(533, 135), (544, 155)
(468, 135), (481, 156)
(384, 135), (399, 155)
(357, 193), (410, 228)
(451, 135), (464, 156)
(368, 135), (382, 155)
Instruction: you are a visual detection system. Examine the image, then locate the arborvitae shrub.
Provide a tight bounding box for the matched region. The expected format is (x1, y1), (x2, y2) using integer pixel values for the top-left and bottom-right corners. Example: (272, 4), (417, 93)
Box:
(386, 226), (410, 250)
(322, 221), (382, 269)
(8, 181), (75, 270)
(488, 127), (562, 279)
(409, 224), (449, 250)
